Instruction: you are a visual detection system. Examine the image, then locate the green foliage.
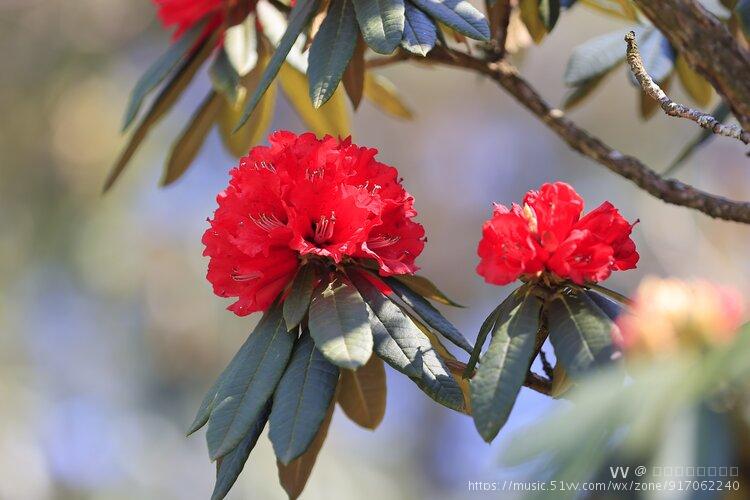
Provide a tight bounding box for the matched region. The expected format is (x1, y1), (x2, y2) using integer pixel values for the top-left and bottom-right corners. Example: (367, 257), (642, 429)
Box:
(401, 3), (437, 55)
(547, 288), (615, 377)
(352, 0), (406, 54)
(308, 276), (373, 370)
(309, 0), (360, 107)
(269, 330), (340, 464)
(350, 270), (466, 412)
(539, 0), (561, 31)
(237, 0), (320, 129)
(410, 0), (490, 40)
(384, 277), (473, 354)
(471, 292), (543, 442)
(283, 265), (319, 329)
(206, 305), (295, 460)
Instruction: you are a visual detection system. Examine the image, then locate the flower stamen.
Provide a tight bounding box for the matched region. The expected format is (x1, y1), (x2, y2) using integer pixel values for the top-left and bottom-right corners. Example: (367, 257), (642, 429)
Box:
(368, 235), (401, 249)
(250, 213), (285, 232)
(313, 212), (336, 244)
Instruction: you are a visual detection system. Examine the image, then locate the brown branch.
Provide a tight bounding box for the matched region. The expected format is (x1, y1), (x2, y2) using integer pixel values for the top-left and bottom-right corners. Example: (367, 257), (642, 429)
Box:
(525, 372), (553, 396)
(633, 0), (750, 131)
(415, 47), (750, 224)
(365, 51), (409, 69)
(486, 0), (512, 61)
(625, 31), (750, 145)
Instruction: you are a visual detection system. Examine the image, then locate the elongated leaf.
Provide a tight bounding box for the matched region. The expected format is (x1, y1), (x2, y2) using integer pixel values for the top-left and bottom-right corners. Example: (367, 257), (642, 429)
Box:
(308, 0), (359, 107)
(237, 0), (319, 129)
(411, 0), (489, 40)
(675, 54), (712, 107)
(401, 3), (437, 56)
(563, 27), (641, 86)
(218, 51), (277, 158)
(283, 265), (319, 329)
(391, 274), (462, 307)
(121, 21), (206, 131)
(277, 396), (335, 499)
(211, 403), (271, 500)
(561, 74), (607, 110)
(349, 269), (465, 412)
(103, 31), (217, 192)
(363, 73), (414, 119)
(342, 36), (366, 108)
(384, 277), (472, 354)
(519, 0), (546, 43)
(665, 101), (731, 174)
(210, 49), (241, 102)
(161, 91), (222, 186)
(206, 305), (295, 460)
(269, 330), (340, 464)
(279, 63), (351, 136)
(547, 289), (615, 377)
(367, 307), (422, 378)
(539, 0), (561, 30)
(584, 289), (623, 322)
(471, 293), (542, 442)
(308, 277), (373, 369)
(352, 0), (405, 54)
(338, 355), (387, 429)
(464, 287), (525, 376)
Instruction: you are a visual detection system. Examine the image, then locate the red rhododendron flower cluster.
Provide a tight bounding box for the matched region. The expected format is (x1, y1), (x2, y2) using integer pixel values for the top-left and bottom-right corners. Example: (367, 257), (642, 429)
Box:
(154, 0), (256, 38)
(477, 182), (638, 286)
(203, 131), (425, 316)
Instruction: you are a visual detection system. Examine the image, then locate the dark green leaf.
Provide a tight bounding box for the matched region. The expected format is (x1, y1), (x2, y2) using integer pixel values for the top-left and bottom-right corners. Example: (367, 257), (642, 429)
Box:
(350, 269), (465, 412)
(283, 265), (319, 329)
(410, 0), (490, 40)
(464, 288), (525, 376)
(122, 21), (207, 131)
(547, 289), (615, 377)
(563, 27), (642, 86)
(539, 0), (560, 31)
(584, 289), (624, 322)
(561, 74), (607, 110)
(309, 0), (360, 107)
(161, 91), (222, 186)
(103, 31), (217, 192)
(308, 277), (373, 369)
(738, 0), (750, 38)
(471, 292), (542, 442)
(206, 305), (295, 460)
(384, 276), (471, 354)
(391, 274), (463, 307)
(236, 0), (319, 129)
(269, 329), (340, 465)
(211, 403), (271, 500)
(401, 3), (437, 56)
(664, 101), (731, 175)
(351, 0), (405, 54)
(210, 48), (241, 103)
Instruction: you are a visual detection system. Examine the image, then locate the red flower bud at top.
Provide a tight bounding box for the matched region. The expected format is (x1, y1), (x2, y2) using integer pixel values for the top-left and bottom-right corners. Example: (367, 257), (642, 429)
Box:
(154, 0), (257, 39)
(477, 181), (639, 286)
(203, 131), (425, 316)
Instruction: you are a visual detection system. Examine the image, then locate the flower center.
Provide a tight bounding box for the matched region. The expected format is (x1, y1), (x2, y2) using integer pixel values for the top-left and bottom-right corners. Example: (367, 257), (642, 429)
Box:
(250, 213), (285, 232)
(313, 213), (336, 244)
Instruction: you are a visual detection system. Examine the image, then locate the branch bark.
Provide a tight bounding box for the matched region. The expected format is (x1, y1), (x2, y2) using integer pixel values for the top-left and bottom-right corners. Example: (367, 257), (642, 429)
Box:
(625, 31), (750, 145)
(633, 0), (750, 130)
(419, 47), (750, 224)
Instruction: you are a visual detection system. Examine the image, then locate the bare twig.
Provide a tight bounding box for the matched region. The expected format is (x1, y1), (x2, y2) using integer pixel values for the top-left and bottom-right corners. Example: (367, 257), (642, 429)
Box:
(625, 31), (750, 145)
(633, 0), (750, 130)
(365, 51), (409, 69)
(525, 372), (553, 396)
(413, 46), (750, 224)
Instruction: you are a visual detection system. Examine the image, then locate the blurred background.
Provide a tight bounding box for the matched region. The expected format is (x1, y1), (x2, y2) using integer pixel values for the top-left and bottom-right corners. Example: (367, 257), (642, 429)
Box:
(2, 1), (750, 498)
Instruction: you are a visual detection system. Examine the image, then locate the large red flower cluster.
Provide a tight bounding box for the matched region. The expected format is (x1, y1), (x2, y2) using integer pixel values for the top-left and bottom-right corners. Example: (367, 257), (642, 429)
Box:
(154, 0), (256, 38)
(477, 182), (638, 286)
(203, 131), (425, 316)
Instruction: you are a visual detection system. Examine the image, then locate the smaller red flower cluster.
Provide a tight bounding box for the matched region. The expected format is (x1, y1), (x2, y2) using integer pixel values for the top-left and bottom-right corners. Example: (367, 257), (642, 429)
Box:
(477, 182), (638, 286)
(154, 0), (256, 38)
(203, 131), (425, 316)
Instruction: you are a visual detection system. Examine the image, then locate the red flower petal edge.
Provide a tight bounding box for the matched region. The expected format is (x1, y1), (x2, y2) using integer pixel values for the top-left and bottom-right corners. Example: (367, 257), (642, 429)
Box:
(476, 182), (639, 286)
(154, 0), (257, 39)
(203, 131), (425, 316)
